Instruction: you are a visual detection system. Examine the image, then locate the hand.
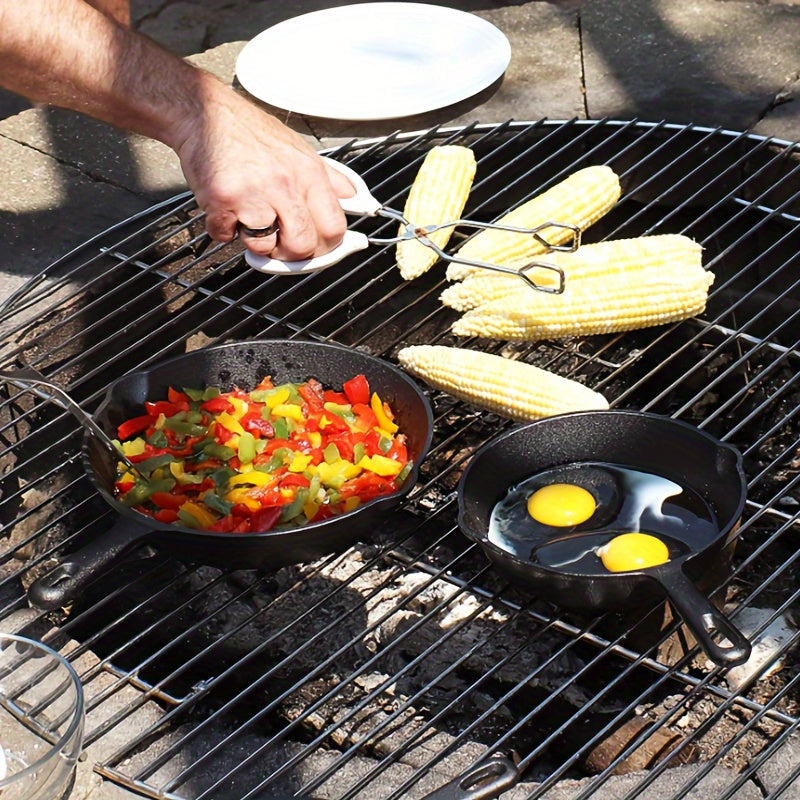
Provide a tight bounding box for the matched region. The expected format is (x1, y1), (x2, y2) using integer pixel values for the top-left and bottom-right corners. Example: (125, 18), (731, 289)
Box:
(174, 77), (352, 260)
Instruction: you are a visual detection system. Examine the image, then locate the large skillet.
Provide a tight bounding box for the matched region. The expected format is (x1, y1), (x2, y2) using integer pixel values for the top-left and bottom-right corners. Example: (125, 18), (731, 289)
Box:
(28, 340), (433, 610)
(457, 410), (751, 667)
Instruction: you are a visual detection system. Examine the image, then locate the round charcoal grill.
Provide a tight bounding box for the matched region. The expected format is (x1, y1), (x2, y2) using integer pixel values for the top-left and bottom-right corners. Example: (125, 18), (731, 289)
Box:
(2, 119), (800, 800)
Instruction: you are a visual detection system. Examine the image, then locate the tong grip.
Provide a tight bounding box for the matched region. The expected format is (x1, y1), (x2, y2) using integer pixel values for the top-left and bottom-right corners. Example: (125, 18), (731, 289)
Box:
(244, 157), (381, 274)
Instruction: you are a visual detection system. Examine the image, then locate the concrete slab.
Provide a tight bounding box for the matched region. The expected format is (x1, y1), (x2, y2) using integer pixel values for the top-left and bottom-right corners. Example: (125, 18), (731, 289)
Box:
(582, 0), (800, 133)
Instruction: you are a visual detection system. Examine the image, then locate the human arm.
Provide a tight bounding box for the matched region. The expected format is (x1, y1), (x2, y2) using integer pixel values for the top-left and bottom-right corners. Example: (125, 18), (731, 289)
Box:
(0, 0), (350, 259)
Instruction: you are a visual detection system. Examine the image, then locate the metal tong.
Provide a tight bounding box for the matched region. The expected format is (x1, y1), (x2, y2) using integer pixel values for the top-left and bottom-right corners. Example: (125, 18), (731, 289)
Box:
(243, 157), (580, 293)
(0, 366), (134, 470)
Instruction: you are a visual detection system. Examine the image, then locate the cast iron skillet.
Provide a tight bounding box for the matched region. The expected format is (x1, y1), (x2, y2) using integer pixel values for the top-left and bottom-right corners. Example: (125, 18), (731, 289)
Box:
(28, 340), (433, 610)
(457, 410), (751, 667)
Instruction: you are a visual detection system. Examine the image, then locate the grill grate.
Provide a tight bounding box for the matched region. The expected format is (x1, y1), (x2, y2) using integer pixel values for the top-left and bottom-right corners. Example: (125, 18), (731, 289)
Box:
(1, 120), (800, 799)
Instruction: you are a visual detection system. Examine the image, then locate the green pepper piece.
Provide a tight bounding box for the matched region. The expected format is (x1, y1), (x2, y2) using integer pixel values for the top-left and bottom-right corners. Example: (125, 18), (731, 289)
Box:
(164, 418), (207, 437)
(202, 443), (236, 461)
(353, 443), (365, 464)
(272, 417), (289, 440)
(238, 432), (256, 465)
(177, 508), (203, 529)
(135, 453), (176, 477)
(147, 430), (169, 449)
(396, 460), (413, 484)
(378, 436), (392, 454)
(182, 387), (204, 402)
(119, 476), (176, 507)
(202, 491), (234, 516)
(202, 387), (221, 401)
(263, 447), (291, 472)
(323, 443), (340, 464)
(280, 488), (309, 523)
(209, 465), (237, 493)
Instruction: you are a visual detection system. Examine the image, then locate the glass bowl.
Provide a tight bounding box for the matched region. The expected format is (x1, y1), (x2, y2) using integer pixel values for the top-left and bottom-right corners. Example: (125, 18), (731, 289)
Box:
(0, 634), (85, 799)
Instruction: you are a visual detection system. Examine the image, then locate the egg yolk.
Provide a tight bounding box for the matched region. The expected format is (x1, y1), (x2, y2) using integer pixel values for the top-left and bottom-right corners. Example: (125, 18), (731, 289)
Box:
(598, 532), (670, 572)
(526, 483), (596, 527)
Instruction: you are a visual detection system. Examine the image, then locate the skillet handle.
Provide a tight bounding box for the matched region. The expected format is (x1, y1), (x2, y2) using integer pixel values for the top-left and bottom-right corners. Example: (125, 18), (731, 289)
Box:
(421, 756), (518, 800)
(660, 568), (752, 667)
(27, 516), (150, 611)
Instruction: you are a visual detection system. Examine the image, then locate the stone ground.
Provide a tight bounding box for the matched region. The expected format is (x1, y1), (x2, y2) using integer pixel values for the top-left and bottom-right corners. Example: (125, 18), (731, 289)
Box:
(2, 1), (800, 797)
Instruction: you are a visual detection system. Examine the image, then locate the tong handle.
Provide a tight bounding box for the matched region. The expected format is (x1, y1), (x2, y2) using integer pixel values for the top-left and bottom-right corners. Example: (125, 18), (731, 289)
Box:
(244, 157), (382, 274)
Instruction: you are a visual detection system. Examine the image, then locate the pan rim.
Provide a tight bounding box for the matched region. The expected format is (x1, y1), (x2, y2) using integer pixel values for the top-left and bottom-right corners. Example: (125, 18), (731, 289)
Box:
(85, 337), (434, 543)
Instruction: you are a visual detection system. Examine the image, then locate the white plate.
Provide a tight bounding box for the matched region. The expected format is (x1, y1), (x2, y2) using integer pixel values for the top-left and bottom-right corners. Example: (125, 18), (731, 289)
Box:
(235, 3), (511, 120)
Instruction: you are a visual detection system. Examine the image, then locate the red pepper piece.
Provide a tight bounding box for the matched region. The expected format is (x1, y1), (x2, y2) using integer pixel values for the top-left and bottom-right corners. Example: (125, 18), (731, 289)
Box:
(145, 400), (185, 418)
(250, 506), (282, 532)
(117, 414), (153, 440)
(298, 379), (324, 412)
(323, 390), (349, 405)
(343, 374), (370, 405)
(325, 431), (355, 462)
(351, 402), (378, 431)
(280, 473), (311, 489)
(154, 508), (180, 523)
(240, 410), (274, 438)
(201, 396), (234, 414)
(168, 387), (192, 406)
(386, 435), (408, 463)
(150, 492), (186, 509)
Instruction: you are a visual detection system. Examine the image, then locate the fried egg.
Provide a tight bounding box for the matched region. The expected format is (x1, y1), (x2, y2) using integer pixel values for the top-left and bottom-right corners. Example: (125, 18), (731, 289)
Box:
(526, 483), (596, 527)
(596, 532), (670, 572)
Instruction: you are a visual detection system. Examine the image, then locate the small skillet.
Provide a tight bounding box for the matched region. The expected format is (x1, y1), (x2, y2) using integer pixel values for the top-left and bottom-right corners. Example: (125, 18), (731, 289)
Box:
(457, 410), (751, 667)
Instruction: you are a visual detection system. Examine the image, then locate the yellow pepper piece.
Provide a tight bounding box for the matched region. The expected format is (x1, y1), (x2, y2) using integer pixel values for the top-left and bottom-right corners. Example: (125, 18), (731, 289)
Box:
(224, 487), (262, 510)
(272, 403), (305, 422)
(228, 470), (273, 488)
(315, 459), (361, 487)
(318, 415), (332, 429)
(343, 496), (361, 512)
(303, 501), (319, 521)
(358, 454), (404, 477)
(121, 438), (146, 457)
(308, 431), (322, 447)
(370, 392), (398, 434)
(265, 387), (291, 409)
(217, 411), (245, 436)
(228, 395), (249, 419)
(180, 501), (217, 528)
(118, 469), (137, 484)
(289, 453), (313, 472)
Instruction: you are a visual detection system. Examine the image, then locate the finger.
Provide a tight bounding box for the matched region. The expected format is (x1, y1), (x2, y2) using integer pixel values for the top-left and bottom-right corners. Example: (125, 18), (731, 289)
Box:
(237, 222), (280, 256)
(204, 207), (239, 243)
(325, 161), (356, 200)
(270, 175), (348, 262)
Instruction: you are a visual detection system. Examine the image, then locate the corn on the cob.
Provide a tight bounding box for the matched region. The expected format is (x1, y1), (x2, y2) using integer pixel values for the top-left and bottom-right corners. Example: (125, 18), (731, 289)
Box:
(451, 260), (714, 340)
(397, 345), (608, 421)
(441, 235), (702, 311)
(446, 165), (621, 282)
(396, 145), (477, 280)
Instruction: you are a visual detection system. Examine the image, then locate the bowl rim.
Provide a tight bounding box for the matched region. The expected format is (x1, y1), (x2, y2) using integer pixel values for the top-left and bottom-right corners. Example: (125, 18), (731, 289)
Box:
(0, 633), (84, 789)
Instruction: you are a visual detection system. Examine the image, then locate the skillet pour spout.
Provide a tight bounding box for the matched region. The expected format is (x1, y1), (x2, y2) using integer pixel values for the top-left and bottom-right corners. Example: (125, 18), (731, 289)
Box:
(457, 410), (751, 667)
